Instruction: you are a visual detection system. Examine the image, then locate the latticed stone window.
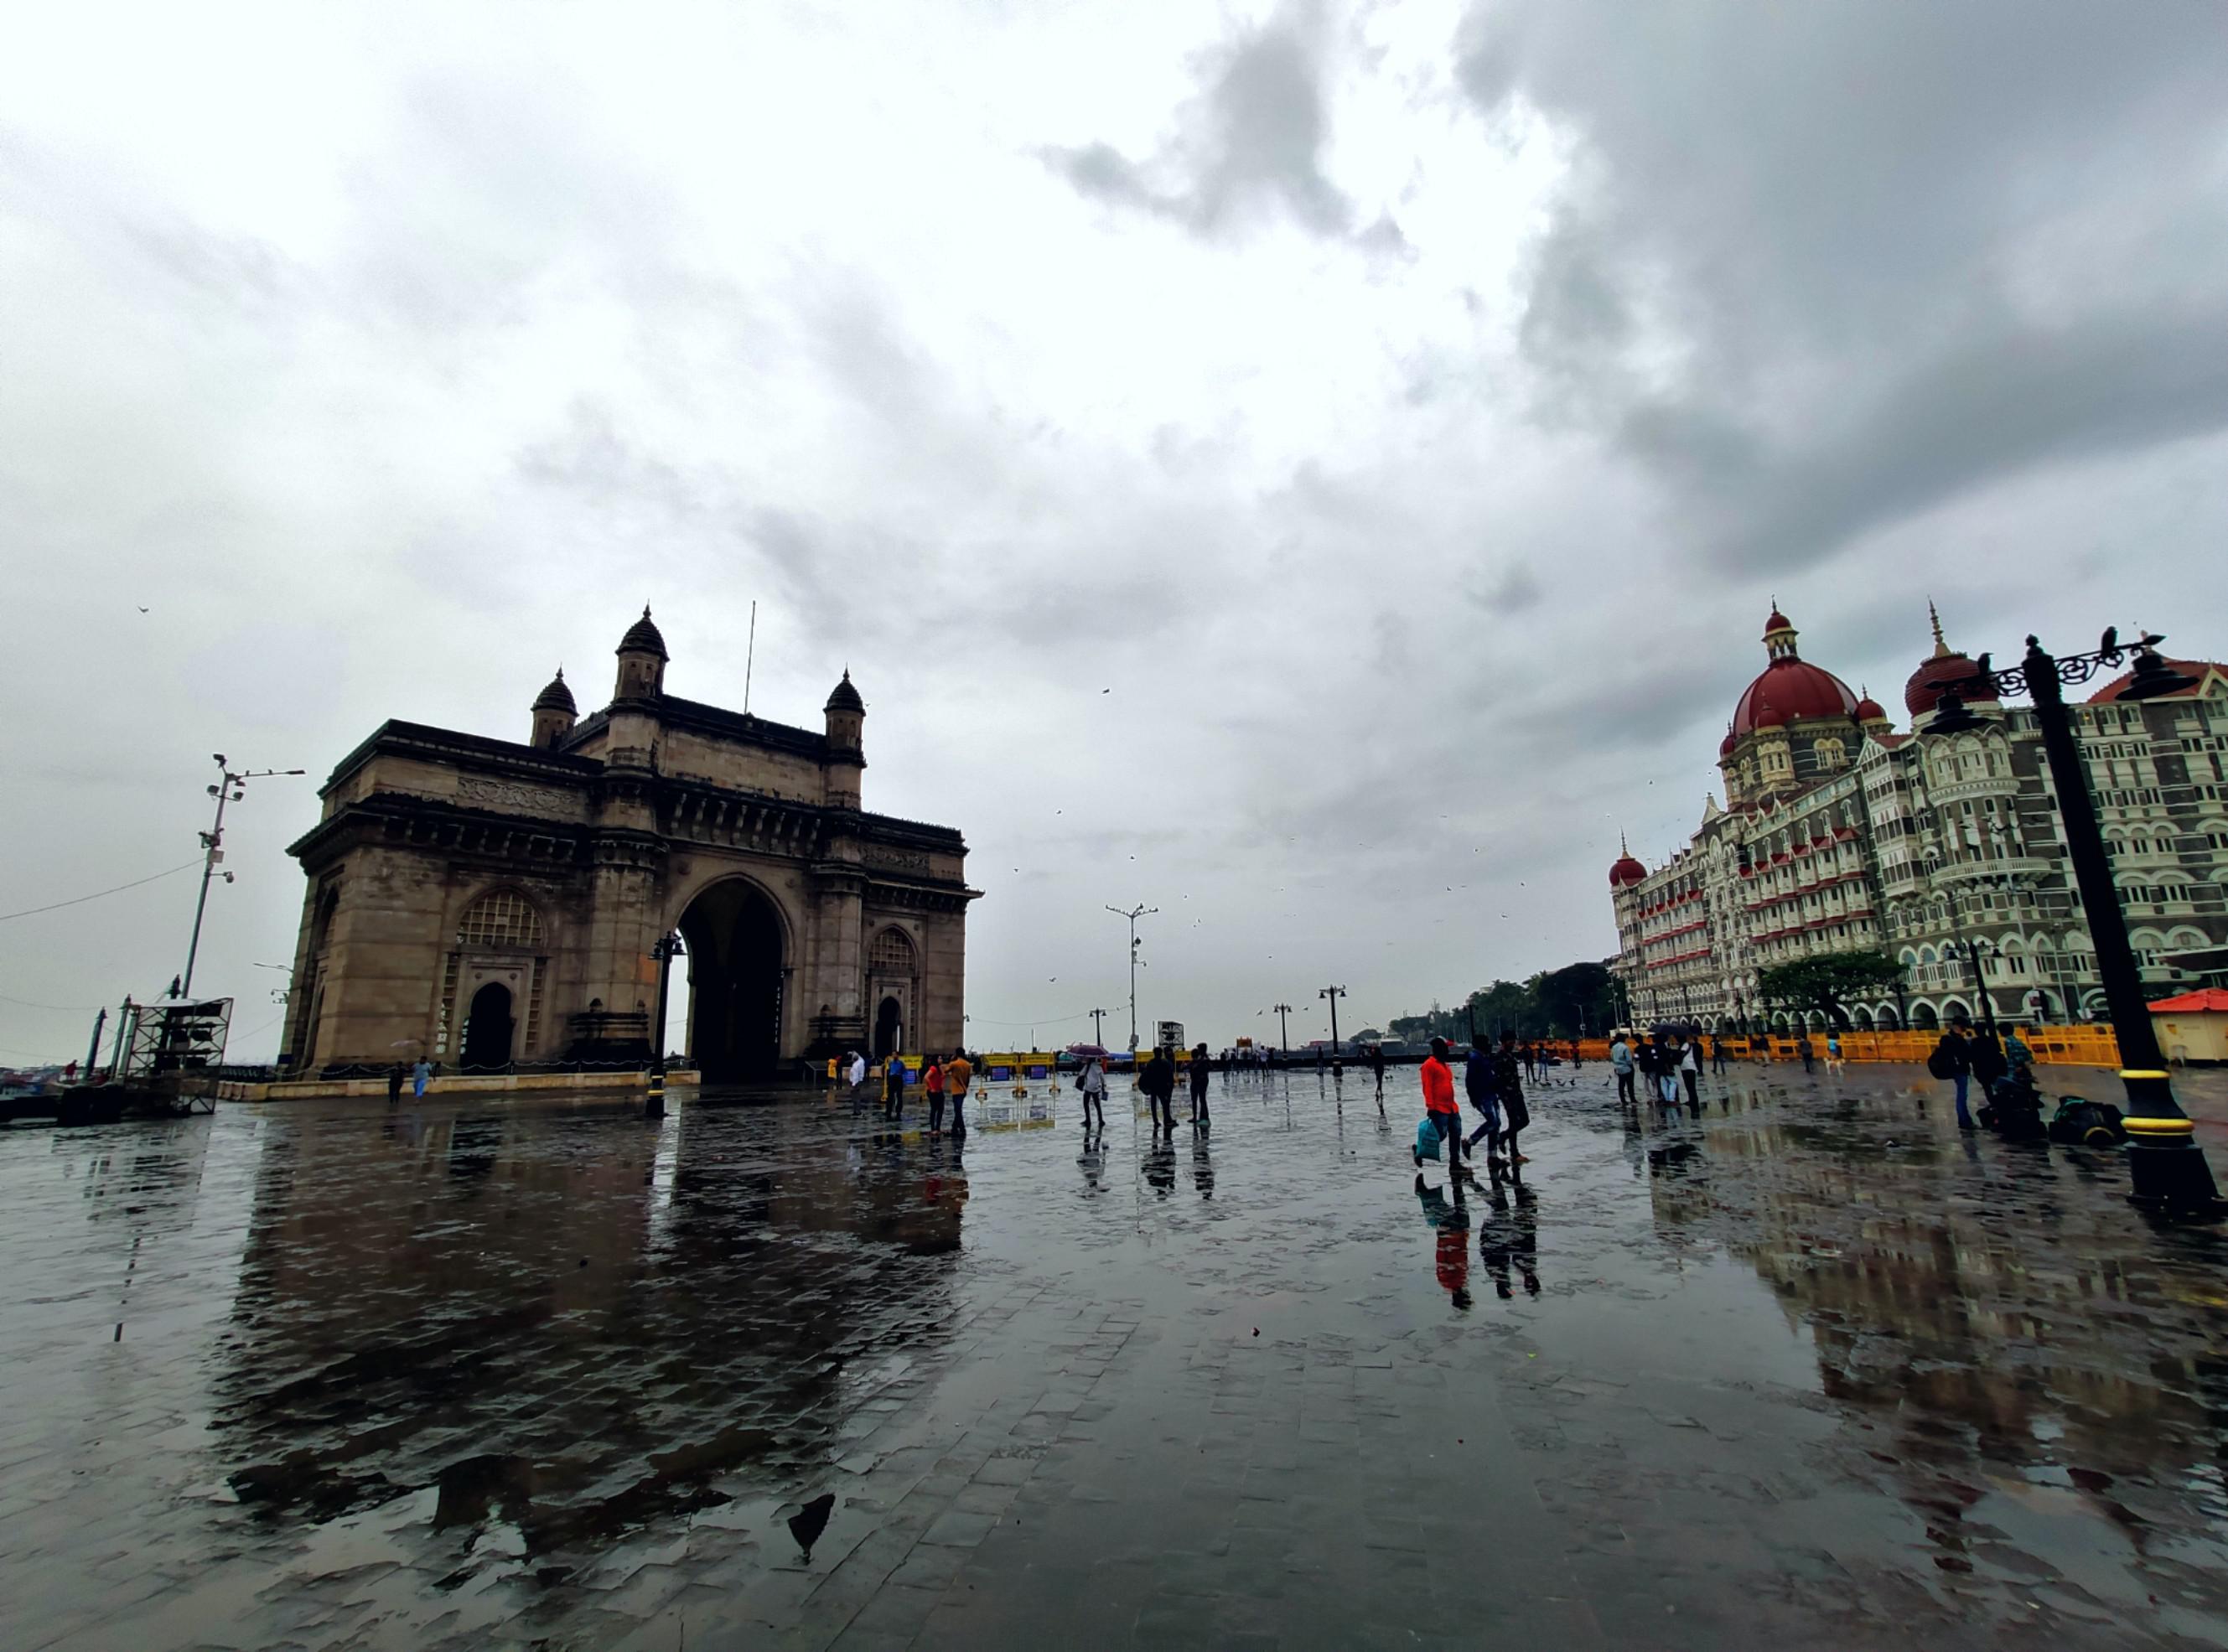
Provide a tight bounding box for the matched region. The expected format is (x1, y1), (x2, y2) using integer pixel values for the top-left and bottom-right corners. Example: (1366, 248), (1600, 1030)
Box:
(457, 890), (543, 950)
(869, 927), (915, 973)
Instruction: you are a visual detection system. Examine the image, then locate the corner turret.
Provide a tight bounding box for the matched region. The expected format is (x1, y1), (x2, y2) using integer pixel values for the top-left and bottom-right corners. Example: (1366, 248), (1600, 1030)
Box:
(824, 671), (865, 808)
(530, 667), (577, 749)
(614, 606), (668, 701)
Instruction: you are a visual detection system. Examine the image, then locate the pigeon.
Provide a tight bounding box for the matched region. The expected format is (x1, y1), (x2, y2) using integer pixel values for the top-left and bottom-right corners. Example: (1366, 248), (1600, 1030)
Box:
(1102, 688), (1111, 694)
(787, 1491), (836, 1560)
(2099, 625), (2117, 655)
(137, 605), (149, 614)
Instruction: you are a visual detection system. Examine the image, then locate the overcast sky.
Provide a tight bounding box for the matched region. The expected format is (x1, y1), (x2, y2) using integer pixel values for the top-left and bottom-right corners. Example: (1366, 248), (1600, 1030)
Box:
(7, 2), (2228, 1063)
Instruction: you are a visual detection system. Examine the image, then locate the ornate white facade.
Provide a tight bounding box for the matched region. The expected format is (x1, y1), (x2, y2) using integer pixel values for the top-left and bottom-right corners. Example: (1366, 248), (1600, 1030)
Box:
(1611, 608), (2228, 1031)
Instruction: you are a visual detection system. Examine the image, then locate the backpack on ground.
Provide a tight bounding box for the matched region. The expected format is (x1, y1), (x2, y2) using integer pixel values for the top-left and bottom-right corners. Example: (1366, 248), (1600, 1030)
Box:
(2047, 1097), (2127, 1147)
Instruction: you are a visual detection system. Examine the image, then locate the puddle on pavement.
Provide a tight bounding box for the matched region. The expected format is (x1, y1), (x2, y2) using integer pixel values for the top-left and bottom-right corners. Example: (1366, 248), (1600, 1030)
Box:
(3, 1068), (2225, 1648)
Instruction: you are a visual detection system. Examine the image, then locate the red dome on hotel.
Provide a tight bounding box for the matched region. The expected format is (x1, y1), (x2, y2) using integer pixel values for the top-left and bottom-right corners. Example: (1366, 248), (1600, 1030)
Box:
(1853, 691), (1888, 722)
(1609, 833), (1647, 888)
(1730, 606), (1860, 735)
(1904, 600), (1997, 717)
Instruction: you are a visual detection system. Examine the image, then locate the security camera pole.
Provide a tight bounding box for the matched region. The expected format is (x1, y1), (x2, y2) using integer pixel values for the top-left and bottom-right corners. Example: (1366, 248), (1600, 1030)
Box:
(1106, 904), (1157, 1051)
(180, 754), (306, 999)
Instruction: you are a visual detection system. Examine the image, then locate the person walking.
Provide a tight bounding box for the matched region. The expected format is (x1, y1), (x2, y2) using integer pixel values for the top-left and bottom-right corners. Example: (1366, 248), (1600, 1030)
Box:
(412, 1055), (432, 1100)
(945, 1051), (973, 1133)
(387, 1062), (406, 1106)
(1710, 1034), (1728, 1075)
(1609, 1031), (1637, 1107)
(1415, 1036), (1462, 1168)
(925, 1054), (946, 1134)
(1369, 1043), (1387, 1100)
(1463, 1035), (1504, 1167)
(1930, 1019), (1976, 1130)
(1797, 1033), (1815, 1075)
(1495, 1033), (1531, 1165)
(883, 1050), (908, 1120)
(1652, 1033), (1684, 1107)
(1142, 1046), (1177, 1134)
(1078, 1054), (1107, 1131)
(1189, 1041), (1212, 1126)
(1824, 1031), (1844, 1076)
(1681, 1035), (1701, 1106)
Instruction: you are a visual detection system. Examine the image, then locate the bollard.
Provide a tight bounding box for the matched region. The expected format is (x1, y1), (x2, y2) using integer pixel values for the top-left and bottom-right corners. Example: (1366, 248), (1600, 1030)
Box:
(645, 1068), (666, 1121)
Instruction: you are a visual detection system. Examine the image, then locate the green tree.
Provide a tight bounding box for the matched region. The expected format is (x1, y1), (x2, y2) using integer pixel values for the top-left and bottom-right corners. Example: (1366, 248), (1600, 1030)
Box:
(1531, 961), (1616, 1038)
(1757, 950), (1906, 1030)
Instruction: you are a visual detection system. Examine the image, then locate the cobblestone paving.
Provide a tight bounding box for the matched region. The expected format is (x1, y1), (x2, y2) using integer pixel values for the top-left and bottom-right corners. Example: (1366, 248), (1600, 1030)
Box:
(4, 1061), (2227, 1649)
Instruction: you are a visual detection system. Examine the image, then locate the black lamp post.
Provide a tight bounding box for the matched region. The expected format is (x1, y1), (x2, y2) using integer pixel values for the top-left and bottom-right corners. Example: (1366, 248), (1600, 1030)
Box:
(647, 930), (685, 1120)
(1931, 631), (2219, 1213)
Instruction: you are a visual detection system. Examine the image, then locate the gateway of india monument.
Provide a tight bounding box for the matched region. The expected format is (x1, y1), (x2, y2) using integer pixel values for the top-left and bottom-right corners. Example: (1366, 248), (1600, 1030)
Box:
(278, 608), (977, 1080)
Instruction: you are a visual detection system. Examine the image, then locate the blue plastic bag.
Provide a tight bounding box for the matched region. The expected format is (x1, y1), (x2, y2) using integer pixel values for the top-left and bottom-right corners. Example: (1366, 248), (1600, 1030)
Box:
(1415, 1116), (1442, 1162)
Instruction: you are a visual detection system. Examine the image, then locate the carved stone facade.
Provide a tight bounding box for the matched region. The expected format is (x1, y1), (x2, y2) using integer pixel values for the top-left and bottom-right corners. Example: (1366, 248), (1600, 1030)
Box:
(282, 611), (977, 1079)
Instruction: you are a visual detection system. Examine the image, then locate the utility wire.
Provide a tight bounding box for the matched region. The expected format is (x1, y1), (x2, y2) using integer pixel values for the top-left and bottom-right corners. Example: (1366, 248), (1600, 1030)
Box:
(0, 861), (201, 924)
(0, 992), (102, 1012)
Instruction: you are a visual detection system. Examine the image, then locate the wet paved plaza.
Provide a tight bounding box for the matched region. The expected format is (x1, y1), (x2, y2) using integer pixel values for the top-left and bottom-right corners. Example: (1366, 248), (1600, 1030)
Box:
(6, 1061), (2228, 1650)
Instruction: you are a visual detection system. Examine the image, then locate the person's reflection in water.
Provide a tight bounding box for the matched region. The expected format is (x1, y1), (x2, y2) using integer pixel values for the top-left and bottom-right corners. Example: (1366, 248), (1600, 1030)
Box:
(1414, 1173), (1473, 1310)
(1144, 1137), (1177, 1199)
(1078, 1129), (1106, 1196)
(1510, 1180), (1541, 1297)
(1191, 1133), (1215, 1199)
(1478, 1179), (1516, 1299)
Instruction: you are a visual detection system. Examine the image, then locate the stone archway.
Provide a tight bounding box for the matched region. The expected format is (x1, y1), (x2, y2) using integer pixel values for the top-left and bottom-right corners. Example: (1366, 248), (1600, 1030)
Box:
(462, 981), (515, 1070)
(873, 994), (903, 1060)
(677, 878), (788, 1083)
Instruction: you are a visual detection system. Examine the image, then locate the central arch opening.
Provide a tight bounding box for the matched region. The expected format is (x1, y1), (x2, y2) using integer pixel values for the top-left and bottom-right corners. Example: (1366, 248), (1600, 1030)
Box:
(677, 879), (785, 1084)
(462, 981), (515, 1071)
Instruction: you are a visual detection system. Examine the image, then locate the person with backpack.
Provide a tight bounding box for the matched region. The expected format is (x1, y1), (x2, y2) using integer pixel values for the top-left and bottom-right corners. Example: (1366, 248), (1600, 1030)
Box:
(944, 1051), (973, 1134)
(1142, 1046), (1177, 1135)
(2003, 1026), (2036, 1087)
(1464, 1037), (1504, 1166)
(1495, 1033), (1531, 1164)
(1076, 1054), (1107, 1131)
(1929, 1020), (1976, 1130)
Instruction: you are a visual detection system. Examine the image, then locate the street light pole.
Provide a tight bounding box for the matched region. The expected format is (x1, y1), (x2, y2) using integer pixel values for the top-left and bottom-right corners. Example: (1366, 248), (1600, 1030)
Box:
(1319, 985), (1346, 1053)
(181, 755), (306, 999)
(1934, 631), (2220, 1213)
(1106, 904), (1157, 1051)
(1090, 1007), (1106, 1048)
(1272, 1002), (1292, 1057)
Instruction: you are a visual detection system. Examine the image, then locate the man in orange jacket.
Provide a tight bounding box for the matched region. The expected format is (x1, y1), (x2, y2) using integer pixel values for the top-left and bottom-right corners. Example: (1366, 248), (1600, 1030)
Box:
(1414, 1036), (1462, 1168)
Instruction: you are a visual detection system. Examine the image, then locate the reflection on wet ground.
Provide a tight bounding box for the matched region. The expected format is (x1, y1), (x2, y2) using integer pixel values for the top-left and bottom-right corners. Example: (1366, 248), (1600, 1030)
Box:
(3, 1063), (2226, 1649)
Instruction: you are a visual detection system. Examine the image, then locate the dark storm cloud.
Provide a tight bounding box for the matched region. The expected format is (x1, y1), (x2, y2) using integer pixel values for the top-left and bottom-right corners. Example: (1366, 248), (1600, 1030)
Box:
(1460, 0), (2228, 572)
(1044, 3), (1402, 251)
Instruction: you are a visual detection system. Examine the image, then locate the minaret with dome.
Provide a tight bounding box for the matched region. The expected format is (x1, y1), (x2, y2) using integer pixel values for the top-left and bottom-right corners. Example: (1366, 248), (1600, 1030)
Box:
(278, 605), (977, 1085)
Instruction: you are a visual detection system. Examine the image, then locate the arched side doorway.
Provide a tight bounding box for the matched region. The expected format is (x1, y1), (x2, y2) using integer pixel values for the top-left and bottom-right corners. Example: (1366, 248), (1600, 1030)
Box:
(867, 926), (919, 1060)
(462, 981), (515, 1070)
(678, 879), (787, 1083)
